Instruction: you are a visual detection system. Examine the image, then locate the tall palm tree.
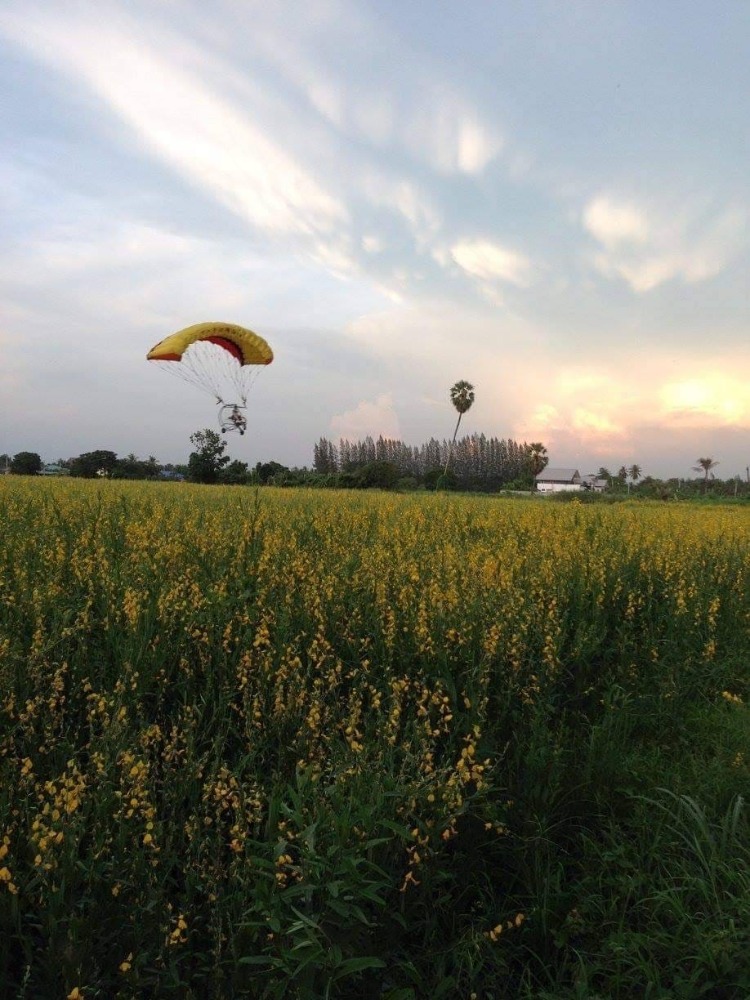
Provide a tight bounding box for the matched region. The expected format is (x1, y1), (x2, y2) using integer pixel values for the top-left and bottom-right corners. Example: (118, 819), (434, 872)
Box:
(628, 463), (642, 494)
(693, 457), (719, 493)
(443, 380), (475, 478)
(527, 442), (548, 490)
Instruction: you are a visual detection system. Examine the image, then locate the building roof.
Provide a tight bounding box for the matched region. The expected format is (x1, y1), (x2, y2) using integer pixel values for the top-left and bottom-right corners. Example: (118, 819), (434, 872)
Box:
(582, 475), (608, 486)
(536, 468), (581, 482)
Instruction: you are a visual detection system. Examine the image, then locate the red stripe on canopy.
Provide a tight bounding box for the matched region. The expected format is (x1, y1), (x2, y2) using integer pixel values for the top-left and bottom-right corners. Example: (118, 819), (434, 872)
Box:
(204, 335), (244, 363)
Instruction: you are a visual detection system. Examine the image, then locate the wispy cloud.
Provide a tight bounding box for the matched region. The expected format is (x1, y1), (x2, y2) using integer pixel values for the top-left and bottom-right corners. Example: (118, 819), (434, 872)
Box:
(443, 238), (533, 303)
(583, 193), (747, 292)
(450, 239), (532, 287)
(0, 5), (350, 260)
(231, 0), (503, 176)
(361, 173), (442, 249)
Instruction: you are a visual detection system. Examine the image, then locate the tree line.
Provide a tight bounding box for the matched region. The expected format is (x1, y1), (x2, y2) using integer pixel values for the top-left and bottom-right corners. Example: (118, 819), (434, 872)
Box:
(313, 433), (541, 490)
(4, 442), (749, 498)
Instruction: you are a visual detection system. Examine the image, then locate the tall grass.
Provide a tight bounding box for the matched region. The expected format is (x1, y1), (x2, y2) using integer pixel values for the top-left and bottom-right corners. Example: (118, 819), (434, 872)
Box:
(0, 479), (748, 998)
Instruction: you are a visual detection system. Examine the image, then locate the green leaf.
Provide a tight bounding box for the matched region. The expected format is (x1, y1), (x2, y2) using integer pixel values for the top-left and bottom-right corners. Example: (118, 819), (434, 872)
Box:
(331, 956), (387, 981)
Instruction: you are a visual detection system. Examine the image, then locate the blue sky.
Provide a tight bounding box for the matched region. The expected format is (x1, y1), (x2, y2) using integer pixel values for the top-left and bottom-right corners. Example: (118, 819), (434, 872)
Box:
(1, 0), (748, 477)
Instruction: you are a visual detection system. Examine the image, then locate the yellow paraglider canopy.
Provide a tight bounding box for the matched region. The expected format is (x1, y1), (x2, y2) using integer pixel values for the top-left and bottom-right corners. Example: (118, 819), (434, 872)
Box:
(147, 322), (273, 366)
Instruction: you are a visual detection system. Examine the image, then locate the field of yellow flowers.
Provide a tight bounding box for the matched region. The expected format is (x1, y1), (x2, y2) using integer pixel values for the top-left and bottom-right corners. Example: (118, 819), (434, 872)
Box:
(1, 478), (748, 998)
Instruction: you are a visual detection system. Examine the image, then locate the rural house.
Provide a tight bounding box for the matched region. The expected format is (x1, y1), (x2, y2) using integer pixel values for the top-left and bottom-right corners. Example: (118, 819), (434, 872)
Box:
(535, 468), (583, 493)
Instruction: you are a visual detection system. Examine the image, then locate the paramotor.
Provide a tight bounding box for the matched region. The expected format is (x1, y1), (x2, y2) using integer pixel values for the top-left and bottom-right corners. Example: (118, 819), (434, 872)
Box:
(147, 322), (273, 434)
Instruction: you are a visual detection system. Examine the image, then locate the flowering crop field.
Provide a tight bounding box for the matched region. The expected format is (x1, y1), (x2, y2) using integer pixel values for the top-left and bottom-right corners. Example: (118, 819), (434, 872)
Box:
(1, 479), (748, 998)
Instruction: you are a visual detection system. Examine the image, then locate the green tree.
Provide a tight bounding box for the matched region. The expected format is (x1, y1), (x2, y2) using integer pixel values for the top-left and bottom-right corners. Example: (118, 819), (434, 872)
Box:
(443, 380), (475, 479)
(693, 457), (719, 493)
(628, 464), (642, 493)
(10, 451), (42, 475)
(69, 450), (118, 478)
(219, 460), (250, 485)
(114, 454), (160, 479)
(255, 461), (290, 484)
(526, 442), (549, 490)
(425, 467), (457, 491)
(353, 460), (400, 490)
(187, 429), (230, 484)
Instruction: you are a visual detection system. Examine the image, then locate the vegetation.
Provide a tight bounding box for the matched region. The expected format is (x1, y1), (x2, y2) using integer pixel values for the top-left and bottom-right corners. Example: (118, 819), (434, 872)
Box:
(8, 452), (42, 476)
(314, 433), (537, 490)
(0, 478), (748, 998)
(187, 429), (232, 484)
(444, 380), (475, 479)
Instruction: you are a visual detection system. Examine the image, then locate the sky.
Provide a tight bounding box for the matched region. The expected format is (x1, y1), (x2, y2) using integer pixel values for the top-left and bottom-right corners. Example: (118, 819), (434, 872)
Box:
(1, 0), (748, 478)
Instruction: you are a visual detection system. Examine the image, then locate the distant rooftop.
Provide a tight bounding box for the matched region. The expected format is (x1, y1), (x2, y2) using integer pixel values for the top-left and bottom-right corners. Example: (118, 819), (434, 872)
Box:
(536, 468), (581, 482)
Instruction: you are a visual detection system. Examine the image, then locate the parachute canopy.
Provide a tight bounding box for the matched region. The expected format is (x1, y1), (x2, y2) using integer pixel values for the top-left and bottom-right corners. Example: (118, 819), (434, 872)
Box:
(147, 322), (273, 406)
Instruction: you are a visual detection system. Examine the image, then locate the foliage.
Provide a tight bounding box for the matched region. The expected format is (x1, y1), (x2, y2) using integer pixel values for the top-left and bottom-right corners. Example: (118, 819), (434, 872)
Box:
(352, 460), (400, 490)
(187, 428), (231, 484)
(444, 380), (475, 478)
(526, 443), (549, 490)
(219, 459), (250, 485)
(112, 453), (160, 480)
(317, 433), (531, 491)
(254, 461), (290, 484)
(9, 451), (42, 475)
(0, 480), (748, 997)
(69, 450), (118, 478)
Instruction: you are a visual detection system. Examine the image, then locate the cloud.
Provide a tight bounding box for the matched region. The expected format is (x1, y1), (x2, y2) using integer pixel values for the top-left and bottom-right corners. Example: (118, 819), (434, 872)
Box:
(445, 238), (533, 302)
(450, 239), (532, 287)
(361, 173), (441, 249)
(512, 357), (750, 463)
(232, 1), (502, 175)
(583, 193), (747, 292)
(583, 196), (650, 248)
(659, 374), (750, 428)
(406, 101), (501, 175)
(331, 393), (401, 440)
(0, 5), (350, 259)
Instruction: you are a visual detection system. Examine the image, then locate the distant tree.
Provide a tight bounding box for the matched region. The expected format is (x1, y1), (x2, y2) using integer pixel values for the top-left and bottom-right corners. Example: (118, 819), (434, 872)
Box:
(353, 460), (400, 490)
(526, 442), (549, 490)
(628, 464), (642, 484)
(597, 467), (612, 482)
(693, 457), (719, 485)
(69, 450), (118, 478)
(114, 453), (160, 479)
(443, 380), (475, 479)
(313, 437), (338, 474)
(187, 429), (230, 484)
(617, 466), (628, 483)
(219, 460), (250, 485)
(425, 467), (457, 491)
(10, 451), (42, 475)
(254, 461), (289, 484)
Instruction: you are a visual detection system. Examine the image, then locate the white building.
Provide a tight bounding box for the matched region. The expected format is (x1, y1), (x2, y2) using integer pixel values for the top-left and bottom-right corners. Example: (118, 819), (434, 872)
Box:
(535, 468), (583, 493)
(581, 474), (608, 493)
